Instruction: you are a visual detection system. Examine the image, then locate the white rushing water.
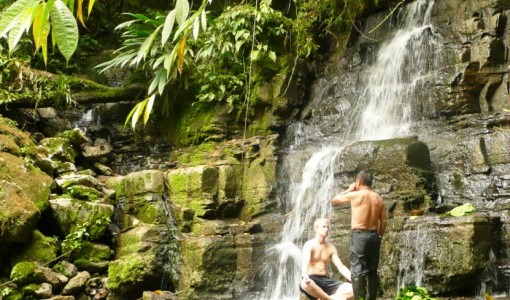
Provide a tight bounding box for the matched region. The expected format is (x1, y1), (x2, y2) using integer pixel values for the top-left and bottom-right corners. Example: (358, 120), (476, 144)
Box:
(260, 147), (341, 299)
(350, 0), (439, 141)
(259, 0), (439, 298)
(396, 223), (429, 291)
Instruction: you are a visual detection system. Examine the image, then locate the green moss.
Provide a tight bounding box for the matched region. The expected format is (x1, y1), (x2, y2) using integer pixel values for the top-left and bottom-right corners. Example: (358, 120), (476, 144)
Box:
(0, 152), (52, 212)
(10, 262), (38, 283)
(108, 254), (154, 291)
(10, 230), (58, 266)
(174, 142), (219, 166)
(0, 287), (23, 300)
(71, 241), (111, 261)
(21, 283), (44, 299)
(63, 185), (102, 201)
(173, 106), (220, 147)
(39, 137), (77, 163)
(167, 168), (215, 233)
(452, 172), (464, 190)
(240, 157), (275, 220)
(178, 240), (203, 297)
(123, 195), (166, 224)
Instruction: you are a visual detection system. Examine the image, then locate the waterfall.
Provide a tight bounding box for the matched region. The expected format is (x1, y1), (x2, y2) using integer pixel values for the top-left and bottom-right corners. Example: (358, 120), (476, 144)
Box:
(258, 0), (439, 298)
(259, 147), (341, 299)
(396, 222), (429, 291)
(348, 0), (439, 141)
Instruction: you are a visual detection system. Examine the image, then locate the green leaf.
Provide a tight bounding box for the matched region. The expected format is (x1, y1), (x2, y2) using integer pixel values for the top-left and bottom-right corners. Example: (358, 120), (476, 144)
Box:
(49, 0), (79, 62)
(268, 50), (276, 62)
(0, 0), (37, 38)
(143, 94), (156, 125)
(87, 0), (95, 17)
(200, 8), (207, 31)
(449, 203), (475, 217)
(135, 25), (162, 65)
(174, 0), (189, 26)
(128, 99), (148, 130)
(8, 4), (37, 53)
(192, 16), (199, 40)
(235, 40), (243, 52)
(172, 16), (193, 41)
(250, 50), (259, 61)
(161, 9), (176, 45)
(148, 68), (167, 95)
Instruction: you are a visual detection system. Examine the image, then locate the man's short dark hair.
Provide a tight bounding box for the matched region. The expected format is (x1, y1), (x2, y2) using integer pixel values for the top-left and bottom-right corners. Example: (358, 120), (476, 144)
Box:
(356, 170), (373, 187)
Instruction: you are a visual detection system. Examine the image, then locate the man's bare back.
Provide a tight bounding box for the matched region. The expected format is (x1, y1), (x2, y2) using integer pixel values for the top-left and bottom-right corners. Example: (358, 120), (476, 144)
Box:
(330, 170), (387, 300)
(331, 183), (387, 236)
(349, 189), (385, 232)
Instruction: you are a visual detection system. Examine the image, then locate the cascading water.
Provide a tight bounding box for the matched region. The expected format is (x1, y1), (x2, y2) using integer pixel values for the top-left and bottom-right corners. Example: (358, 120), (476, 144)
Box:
(258, 0), (440, 298)
(348, 0), (440, 141)
(260, 148), (341, 299)
(396, 222), (429, 291)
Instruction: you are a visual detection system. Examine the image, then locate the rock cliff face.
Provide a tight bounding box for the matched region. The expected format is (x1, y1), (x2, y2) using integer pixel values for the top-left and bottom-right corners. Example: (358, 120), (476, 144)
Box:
(269, 0), (510, 298)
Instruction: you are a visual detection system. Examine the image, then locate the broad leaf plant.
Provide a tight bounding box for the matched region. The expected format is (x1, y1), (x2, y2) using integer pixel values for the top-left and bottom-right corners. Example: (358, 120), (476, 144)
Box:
(0, 0), (96, 64)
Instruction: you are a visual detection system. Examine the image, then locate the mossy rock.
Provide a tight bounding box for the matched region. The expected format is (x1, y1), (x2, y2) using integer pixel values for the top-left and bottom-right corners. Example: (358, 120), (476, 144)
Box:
(108, 254), (160, 299)
(9, 230), (58, 267)
(48, 198), (113, 240)
(0, 152), (53, 212)
(0, 117), (34, 148)
(178, 236), (236, 298)
(39, 137), (77, 163)
(10, 262), (60, 290)
(62, 184), (102, 201)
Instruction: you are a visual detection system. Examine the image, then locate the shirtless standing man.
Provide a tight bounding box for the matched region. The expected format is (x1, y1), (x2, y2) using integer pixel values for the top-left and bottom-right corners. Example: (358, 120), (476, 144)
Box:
(300, 218), (353, 300)
(331, 171), (387, 300)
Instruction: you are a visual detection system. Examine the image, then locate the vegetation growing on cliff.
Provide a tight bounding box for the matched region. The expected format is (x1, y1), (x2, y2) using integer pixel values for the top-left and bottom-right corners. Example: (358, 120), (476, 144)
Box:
(0, 0), (385, 135)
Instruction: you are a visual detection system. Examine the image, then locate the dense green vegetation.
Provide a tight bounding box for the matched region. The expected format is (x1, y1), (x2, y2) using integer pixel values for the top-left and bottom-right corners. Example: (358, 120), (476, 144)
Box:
(0, 0), (385, 133)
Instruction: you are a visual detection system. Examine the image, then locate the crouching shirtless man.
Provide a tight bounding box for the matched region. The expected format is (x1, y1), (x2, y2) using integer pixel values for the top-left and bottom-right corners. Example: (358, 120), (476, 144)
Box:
(300, 218), (353, 300)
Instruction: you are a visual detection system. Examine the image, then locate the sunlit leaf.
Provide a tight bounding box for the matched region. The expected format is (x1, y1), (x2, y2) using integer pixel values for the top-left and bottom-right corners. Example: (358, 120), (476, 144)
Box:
(32, 2), (51, 64)
(32, 3), (45, 50)
(8, 4), (37, 53)
(135, 25), (162, 65)
(200, 8), (206, 31)
(235, 40), (242, 52)
(192, 16), (199, 40)
(148, 69), (167, 95)
(124, 102), (139, 128)
(172, 14), (194, 41)
(0, 0), (38, 38)
(87, 0), (95, 17)
(157, 69), (167, 95)
(249, 50), (259, 61)
(268, 51), (276, 62)
(143, 94), (156, 125)
(161, 10), (175, 45)
(77, 0), (86, 27)
(115, 19), (139, 30)
(174, 0), (189, 26)
(50, 0), (79, 62)
(178, 35), (186, 74)
(130, 98), (148, 130)
(449, 203), (475, 217)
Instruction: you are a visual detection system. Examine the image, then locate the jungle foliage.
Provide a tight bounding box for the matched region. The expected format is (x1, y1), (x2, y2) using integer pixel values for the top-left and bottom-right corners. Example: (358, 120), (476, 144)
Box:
(0, 0), (382, 130)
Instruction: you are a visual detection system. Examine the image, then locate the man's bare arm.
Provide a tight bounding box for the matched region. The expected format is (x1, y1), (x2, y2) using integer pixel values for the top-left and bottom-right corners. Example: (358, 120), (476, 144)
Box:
(331, 183), (356, 206)
(331, 249), (351, 282)
(378, 205), (388, 237)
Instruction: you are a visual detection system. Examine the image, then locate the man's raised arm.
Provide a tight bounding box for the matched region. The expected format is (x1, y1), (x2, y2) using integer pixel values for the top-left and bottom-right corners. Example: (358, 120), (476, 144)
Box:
(331, 183), (356, 206)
